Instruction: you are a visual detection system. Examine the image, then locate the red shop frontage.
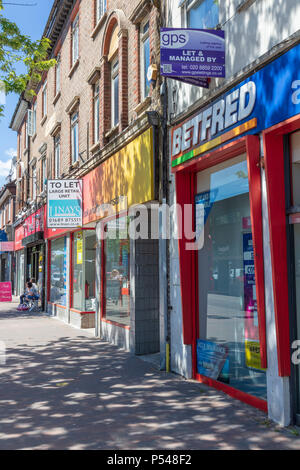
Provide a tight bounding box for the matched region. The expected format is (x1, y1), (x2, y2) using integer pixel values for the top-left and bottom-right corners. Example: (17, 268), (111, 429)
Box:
(169, 43), (300, 425)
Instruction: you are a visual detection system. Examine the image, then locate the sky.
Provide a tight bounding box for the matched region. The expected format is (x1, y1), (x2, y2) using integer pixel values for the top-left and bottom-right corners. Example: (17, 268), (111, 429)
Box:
(0, 0), (53, 187)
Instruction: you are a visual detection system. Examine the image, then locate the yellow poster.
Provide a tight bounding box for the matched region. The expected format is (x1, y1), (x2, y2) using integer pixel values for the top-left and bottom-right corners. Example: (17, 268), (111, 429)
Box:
(76, 232), (83, 265)
(245, 340), (266, 371)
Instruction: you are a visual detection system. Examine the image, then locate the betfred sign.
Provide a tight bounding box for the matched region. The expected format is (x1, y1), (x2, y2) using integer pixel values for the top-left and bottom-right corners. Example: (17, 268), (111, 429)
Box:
(160, 28), (225, 85)
(171, 81), (257, 161)
(47, 180), (82, 229)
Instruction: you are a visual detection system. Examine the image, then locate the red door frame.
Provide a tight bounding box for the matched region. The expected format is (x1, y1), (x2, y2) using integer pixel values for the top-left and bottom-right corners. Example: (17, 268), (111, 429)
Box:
(263, 114), (300, 378)
(174, 135), (268, 412)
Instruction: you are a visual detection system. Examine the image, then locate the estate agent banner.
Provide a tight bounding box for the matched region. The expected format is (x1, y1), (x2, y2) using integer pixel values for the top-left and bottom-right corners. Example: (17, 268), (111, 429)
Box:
(47, 180), (83, 229)
(160, 28), (225, 87)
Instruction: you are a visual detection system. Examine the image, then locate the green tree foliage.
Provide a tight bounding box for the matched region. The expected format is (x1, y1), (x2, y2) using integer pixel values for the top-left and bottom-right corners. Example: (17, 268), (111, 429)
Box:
(0, 0), (55, 115)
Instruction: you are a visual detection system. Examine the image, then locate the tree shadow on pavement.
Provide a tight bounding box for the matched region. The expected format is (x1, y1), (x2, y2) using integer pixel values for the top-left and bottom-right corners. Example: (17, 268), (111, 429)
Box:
(0, 315), (299, 450)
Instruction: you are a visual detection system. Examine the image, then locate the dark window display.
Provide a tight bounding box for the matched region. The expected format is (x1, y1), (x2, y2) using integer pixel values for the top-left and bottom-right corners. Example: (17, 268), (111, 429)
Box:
(104, 217), (130, 326)
(291, 131), (300, 416)
(196, 154), (267, 399)
(50, 237), (67, 306)
(72, 230), (96, 312)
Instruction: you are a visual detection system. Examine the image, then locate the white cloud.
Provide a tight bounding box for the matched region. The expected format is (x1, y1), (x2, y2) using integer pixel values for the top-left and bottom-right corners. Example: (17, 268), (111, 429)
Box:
(0, 159), (12, 177)
(0, 148), (17, 177)
(5, 148), (17, 159)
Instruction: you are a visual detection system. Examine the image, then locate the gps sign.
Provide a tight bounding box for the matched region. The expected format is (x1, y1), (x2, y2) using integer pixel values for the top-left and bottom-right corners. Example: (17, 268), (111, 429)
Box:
(47, 179), (83, 229)
(160, 28), (225, 87)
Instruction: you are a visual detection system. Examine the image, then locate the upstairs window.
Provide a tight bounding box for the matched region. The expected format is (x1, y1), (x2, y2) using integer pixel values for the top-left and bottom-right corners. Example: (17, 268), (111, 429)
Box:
(42, 81), (47, 118)
(72, 14), (79, 66)
(54, 135), (61, 178)
(185, 0), (219, 29)
(41, 157), (47, 192)
(8, 198), (11, 222)
(140, 19), (151, 100)
(96, 0), (107, 23)
(55, 54), (61, 95)
(93, 82), (100, 143)
(71, 112), (79, 163)
(111, 57), (119, 128)
(32, 164), (37, 200)
(33, 102), (37, 135)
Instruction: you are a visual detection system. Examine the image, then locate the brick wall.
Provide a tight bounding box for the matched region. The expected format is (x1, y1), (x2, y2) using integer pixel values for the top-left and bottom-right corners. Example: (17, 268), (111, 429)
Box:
(15, 0), (162, 215)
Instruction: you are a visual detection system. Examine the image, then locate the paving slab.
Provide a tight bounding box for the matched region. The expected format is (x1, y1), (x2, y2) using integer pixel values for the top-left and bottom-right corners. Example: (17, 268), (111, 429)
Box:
(0, 301), (300, 450)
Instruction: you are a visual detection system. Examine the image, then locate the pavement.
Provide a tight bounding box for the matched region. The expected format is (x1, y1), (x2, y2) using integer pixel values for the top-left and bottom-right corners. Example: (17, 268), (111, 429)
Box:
(0, 300), (300, 450)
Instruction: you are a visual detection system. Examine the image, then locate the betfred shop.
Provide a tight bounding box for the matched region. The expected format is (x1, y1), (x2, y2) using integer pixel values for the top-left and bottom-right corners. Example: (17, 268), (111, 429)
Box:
(170, 42), (300, 425)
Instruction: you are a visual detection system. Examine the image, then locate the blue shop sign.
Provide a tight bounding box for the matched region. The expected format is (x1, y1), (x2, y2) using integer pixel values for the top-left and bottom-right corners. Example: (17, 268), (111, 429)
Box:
(172, 42), (300, 167)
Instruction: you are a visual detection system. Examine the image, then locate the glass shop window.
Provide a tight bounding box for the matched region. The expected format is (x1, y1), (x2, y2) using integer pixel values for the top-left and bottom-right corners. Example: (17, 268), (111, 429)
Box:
(195, 154), (267, 399)
(72, 231), (96, 312)
(104, 216), (130, 327)
(50, 237), (67, 306)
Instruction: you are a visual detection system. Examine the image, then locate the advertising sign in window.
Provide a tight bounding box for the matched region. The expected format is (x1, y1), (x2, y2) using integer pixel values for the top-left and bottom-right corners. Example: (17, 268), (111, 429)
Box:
(47, 180), (82, 229)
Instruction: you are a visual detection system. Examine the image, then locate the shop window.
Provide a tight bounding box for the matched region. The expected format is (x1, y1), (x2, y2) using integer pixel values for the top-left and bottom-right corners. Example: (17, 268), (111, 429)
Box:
(140, 18), (151, 100)
(195, 154), (266, 399)
(291, 131), (300, 206)
(103, 216), (130, 327)
(50, 237), (67, 306)
(184, 0), (219, 28)
(72, 14), (79, 66)
(72, 231), (96, 312)
(93, 82), (100, 143)
(290, 131), (300, 417)
(111, 57), (119, 128)
(96, 0), (106, 24)
(71, 112), (79, 163)
(54, 134), (61, 178)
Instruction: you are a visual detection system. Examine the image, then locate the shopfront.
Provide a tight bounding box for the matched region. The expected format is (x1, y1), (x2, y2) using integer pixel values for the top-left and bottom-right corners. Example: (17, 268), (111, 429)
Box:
(46, 226), (96, 329)
(14, 207), (46, 308)
(171, 42), (300, 421)
(83, 127), (160, 353)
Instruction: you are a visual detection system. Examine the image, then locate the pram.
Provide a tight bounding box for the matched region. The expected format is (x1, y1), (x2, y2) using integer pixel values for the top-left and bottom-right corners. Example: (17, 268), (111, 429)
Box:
(17, 294), (40, 312)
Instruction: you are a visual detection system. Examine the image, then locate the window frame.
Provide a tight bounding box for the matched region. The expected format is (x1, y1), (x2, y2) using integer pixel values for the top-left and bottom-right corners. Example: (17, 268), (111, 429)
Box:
(140, 17), (151, 101)
(42, 81), (47, 118)
(96, 0), (107, 24)
(54, 134), (61, 178)
(72, 14), (79, 66)
(93, 81), (100, 144)
(55, 54), (61, 95)
(32, 164), (37, 201)
(33, 102), (37, 135)
(101, 212), (131, 329)
(183, 0), (219, 29)
(71, 112), (79, 164)
(41, 157), (47, 192)
(111, 56), (119, 129)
